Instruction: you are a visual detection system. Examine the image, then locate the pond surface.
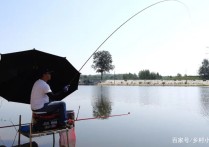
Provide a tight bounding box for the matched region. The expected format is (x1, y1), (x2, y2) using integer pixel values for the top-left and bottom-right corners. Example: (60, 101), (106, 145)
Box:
(1, 85), (209, 147)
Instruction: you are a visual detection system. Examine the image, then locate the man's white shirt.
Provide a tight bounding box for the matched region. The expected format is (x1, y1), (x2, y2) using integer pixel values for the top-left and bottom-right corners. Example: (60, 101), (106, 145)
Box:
(30, 79), (52, 110)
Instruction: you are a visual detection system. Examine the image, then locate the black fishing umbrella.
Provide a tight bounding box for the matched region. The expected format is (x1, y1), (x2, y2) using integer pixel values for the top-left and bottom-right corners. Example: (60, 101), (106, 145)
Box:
(0, 49), (80, 104)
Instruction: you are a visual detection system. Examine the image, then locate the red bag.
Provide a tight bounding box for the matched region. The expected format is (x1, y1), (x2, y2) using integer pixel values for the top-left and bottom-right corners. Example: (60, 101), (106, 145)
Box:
(59, 127), (76, 147)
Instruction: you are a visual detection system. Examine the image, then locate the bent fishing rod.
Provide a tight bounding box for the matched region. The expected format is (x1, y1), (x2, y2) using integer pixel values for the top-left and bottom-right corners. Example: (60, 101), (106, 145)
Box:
(69, 0), (188, 87)
(78, 0), (187, 72)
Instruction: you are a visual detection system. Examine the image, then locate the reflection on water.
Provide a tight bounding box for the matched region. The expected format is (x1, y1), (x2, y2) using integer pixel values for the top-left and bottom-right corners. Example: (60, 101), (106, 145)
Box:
(2, 86), (209, 147)
(200, 87), (209, 119)
(138, 86), (160, 106)
(92, 86), (112, 119)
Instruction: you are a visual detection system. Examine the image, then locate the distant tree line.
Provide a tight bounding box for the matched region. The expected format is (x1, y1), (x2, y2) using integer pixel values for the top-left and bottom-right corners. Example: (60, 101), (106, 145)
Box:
(88, 50), (209, 83)
(80, 52), (209, 84)
(138, 70), (162, 80)
(79, 73), (201, 85)
(80, 69), (163, 84)
(123, 73), (138, 80)
(122, 70), (162, 80)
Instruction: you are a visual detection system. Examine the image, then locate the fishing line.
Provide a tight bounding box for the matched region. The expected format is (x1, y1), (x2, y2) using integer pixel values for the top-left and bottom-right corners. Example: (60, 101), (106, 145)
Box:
(78, 0), (189, 72)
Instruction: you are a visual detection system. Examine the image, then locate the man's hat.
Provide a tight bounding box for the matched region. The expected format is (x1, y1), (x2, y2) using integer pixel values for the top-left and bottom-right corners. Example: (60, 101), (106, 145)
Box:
(38, 68), (54, 77)
(41, 68), (53, 74)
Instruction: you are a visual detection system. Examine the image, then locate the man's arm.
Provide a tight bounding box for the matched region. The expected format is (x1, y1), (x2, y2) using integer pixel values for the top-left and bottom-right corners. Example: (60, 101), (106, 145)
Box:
(46, 86), (70, 100)
(47, 91), (62, 100)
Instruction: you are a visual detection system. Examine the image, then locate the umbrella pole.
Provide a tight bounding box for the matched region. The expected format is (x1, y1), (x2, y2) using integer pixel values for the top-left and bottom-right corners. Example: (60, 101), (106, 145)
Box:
(18, 115), (21, 146)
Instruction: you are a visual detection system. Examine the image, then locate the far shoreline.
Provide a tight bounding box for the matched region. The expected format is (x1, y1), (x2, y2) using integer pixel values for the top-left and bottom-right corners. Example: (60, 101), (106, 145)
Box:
(98, 80), (209, 86)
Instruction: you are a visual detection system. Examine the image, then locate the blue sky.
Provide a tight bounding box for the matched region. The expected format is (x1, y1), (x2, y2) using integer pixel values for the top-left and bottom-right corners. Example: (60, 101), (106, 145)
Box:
(0, 0), (209, 76)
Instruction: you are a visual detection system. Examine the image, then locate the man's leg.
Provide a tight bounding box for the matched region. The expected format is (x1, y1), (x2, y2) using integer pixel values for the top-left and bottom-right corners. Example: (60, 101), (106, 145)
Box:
(44, 101), (67, 125)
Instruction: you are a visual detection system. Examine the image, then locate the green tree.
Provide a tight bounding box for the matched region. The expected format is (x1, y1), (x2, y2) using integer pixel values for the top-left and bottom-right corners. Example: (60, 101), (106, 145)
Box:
(138, 70), (150, 79)
(198, 59), (209, 80)
(177, 73), (182, 77)
(92, 50), (115, 81)
(138, 70), (162, 80)
(123, 73), (138, 80)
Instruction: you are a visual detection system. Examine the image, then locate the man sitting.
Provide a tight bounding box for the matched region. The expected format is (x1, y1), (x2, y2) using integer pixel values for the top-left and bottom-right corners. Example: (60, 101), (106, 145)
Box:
(30, 69), (70, 127)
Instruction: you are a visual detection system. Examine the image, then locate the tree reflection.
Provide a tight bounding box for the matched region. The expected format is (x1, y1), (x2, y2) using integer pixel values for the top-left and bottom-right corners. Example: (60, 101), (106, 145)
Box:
(92, 86), (112, 119)
(200, 87), (209, 118)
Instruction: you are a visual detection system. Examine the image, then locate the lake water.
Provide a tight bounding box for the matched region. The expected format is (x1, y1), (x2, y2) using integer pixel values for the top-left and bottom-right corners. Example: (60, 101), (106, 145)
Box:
(1, 85), (209, 147)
